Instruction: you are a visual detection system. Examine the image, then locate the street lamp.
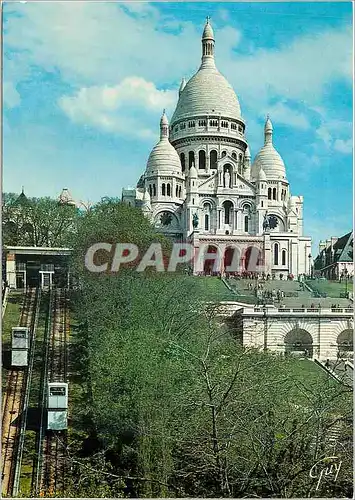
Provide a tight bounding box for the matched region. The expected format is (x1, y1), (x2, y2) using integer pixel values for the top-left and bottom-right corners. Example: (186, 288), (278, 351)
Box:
(308, 253), (312, 278)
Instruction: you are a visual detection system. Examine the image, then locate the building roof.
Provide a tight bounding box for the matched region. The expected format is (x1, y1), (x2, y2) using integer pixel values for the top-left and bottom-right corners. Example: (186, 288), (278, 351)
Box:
(171, 19), (242, 124)
(14, 188), (29, 206)
(314, 231), (353, 270)
(334, 231), (353, 263)
(252, 117), (286, 180)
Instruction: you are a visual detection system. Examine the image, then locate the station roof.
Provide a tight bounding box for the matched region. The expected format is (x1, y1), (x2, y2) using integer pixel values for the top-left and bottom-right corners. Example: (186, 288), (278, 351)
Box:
(4, 246), (72, 256)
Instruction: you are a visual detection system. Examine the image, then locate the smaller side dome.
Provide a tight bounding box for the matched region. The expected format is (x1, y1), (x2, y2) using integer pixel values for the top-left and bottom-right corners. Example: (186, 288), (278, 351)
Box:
(146, 111), (182, 175)
(58, 188), (76, 206)
(258, 166), (267, 181)
(252, 116), (286, 180)
(190, 162), (198, 178)
(143, 188), (151, 202)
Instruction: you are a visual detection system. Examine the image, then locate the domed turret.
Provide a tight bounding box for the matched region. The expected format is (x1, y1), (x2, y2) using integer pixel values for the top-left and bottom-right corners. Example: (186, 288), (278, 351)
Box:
(258, 166), (267, 181)
(58, 188), (76, 206)
(171, 19), (242, 124)
(202, 16), (214, 40)
(189, 162), (198, 178)
(146, 111), (182, 175)
(252, 116), (286, 180)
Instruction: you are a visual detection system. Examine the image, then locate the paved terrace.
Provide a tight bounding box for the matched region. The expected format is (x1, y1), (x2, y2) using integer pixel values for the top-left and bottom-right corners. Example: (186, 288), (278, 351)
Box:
(225, 277), (352, 308)
(216, 301), (353, 318)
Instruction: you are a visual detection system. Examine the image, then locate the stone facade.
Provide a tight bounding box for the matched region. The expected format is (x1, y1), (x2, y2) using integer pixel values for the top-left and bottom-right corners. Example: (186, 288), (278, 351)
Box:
(122, 19), (312, 277)
(218, 302), (354, 360)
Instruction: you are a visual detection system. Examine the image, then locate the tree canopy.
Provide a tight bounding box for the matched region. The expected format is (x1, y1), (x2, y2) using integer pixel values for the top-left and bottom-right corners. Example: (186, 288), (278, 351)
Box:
(68, 199), (353, 498)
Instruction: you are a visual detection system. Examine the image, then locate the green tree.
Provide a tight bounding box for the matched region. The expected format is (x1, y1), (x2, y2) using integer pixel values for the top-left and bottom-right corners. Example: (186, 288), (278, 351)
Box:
(2, 192), (78, 246)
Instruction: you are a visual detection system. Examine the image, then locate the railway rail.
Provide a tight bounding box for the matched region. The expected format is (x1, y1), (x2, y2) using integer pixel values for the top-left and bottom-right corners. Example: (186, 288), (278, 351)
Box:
(33, 288), (69, 497)
(1, 287), (40, 497)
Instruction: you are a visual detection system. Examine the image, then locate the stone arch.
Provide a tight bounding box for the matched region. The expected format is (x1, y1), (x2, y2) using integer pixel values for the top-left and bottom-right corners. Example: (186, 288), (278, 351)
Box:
(180, 152), (186, 172)
(281, 248), (287, 266)
(210, 150), (217, 170)
(224, 245), (241, 274)
(188, 151), (195, 168)
(154, 210), (180, 230)
(222, 200), (233, 225)
(202, 202), (212, 231)
(240, 201), (253, 212)
(198, 150), (206, 169)
(268, 214), (286, 232)
(273, 242), (279, 265)
(284, 329), (313, 358)
(203, 244), (219, 274)
(337, 329), (353, 355)
(243, 246), (263, 272)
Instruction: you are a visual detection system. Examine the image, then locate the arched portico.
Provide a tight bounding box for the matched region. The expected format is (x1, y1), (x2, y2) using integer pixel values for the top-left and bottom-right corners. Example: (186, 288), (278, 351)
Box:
(284, 329), (313, 358)
(337, 329), (353, 357)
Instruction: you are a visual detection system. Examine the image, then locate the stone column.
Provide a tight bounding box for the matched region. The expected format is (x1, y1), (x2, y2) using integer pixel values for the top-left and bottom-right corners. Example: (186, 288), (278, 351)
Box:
(263, 234), (272, 275)
(206, 153), (210, 174)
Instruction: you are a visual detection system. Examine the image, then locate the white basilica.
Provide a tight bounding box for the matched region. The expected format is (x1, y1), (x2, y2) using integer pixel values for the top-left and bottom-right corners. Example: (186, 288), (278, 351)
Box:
(122, 19), (311, 277)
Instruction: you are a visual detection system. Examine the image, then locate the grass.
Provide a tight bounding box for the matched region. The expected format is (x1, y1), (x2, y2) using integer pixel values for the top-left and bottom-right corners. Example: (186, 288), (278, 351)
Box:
(183, 276), (237, 301)
(283, 356), (342, 405)
(2, 291), (24, 344)
(306, 279), (353, 298)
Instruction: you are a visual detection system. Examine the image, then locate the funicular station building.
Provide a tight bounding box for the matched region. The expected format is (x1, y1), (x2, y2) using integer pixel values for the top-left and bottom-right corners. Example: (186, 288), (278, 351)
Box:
(4, 246), (71, 289)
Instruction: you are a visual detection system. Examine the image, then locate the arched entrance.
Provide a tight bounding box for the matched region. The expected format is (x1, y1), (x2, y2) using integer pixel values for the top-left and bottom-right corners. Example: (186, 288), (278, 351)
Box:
(222, 201), (233, 225)
(204, 245), (218, 275)
(224, 246), (241, 274)
(244, 246), (262, 273)
(337, 329), (353, 357)
(284, 329), (313, 358)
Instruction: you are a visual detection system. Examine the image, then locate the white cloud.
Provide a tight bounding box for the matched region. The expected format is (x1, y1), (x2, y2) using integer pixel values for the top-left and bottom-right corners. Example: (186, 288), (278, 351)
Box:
(264, 101), (310, 130)
(334, 138), (352, 154)
(316, 126), (333, 148)
(227, 27), (352, 107)
(3, 81), (21, 108)
(3, 2), (352, 142)
(59, 77), (176, 138)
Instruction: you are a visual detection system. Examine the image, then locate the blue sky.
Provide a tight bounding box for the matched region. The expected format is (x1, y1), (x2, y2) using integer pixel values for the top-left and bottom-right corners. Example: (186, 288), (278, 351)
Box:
(3, 1), (353, 252)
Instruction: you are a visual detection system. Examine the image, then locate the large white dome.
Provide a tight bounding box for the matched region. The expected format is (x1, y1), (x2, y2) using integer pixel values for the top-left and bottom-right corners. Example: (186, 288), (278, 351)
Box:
(171, 68), (242, 123)
(171, 19), (242, 124)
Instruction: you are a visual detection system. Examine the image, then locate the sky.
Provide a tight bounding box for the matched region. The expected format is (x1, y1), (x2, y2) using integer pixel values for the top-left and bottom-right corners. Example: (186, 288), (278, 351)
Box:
(3, 1), (353, 252)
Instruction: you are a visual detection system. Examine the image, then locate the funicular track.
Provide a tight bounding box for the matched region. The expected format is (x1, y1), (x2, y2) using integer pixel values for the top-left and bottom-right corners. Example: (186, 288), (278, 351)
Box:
(33, 288), (69, 497)
(1, 287), (40, 497)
